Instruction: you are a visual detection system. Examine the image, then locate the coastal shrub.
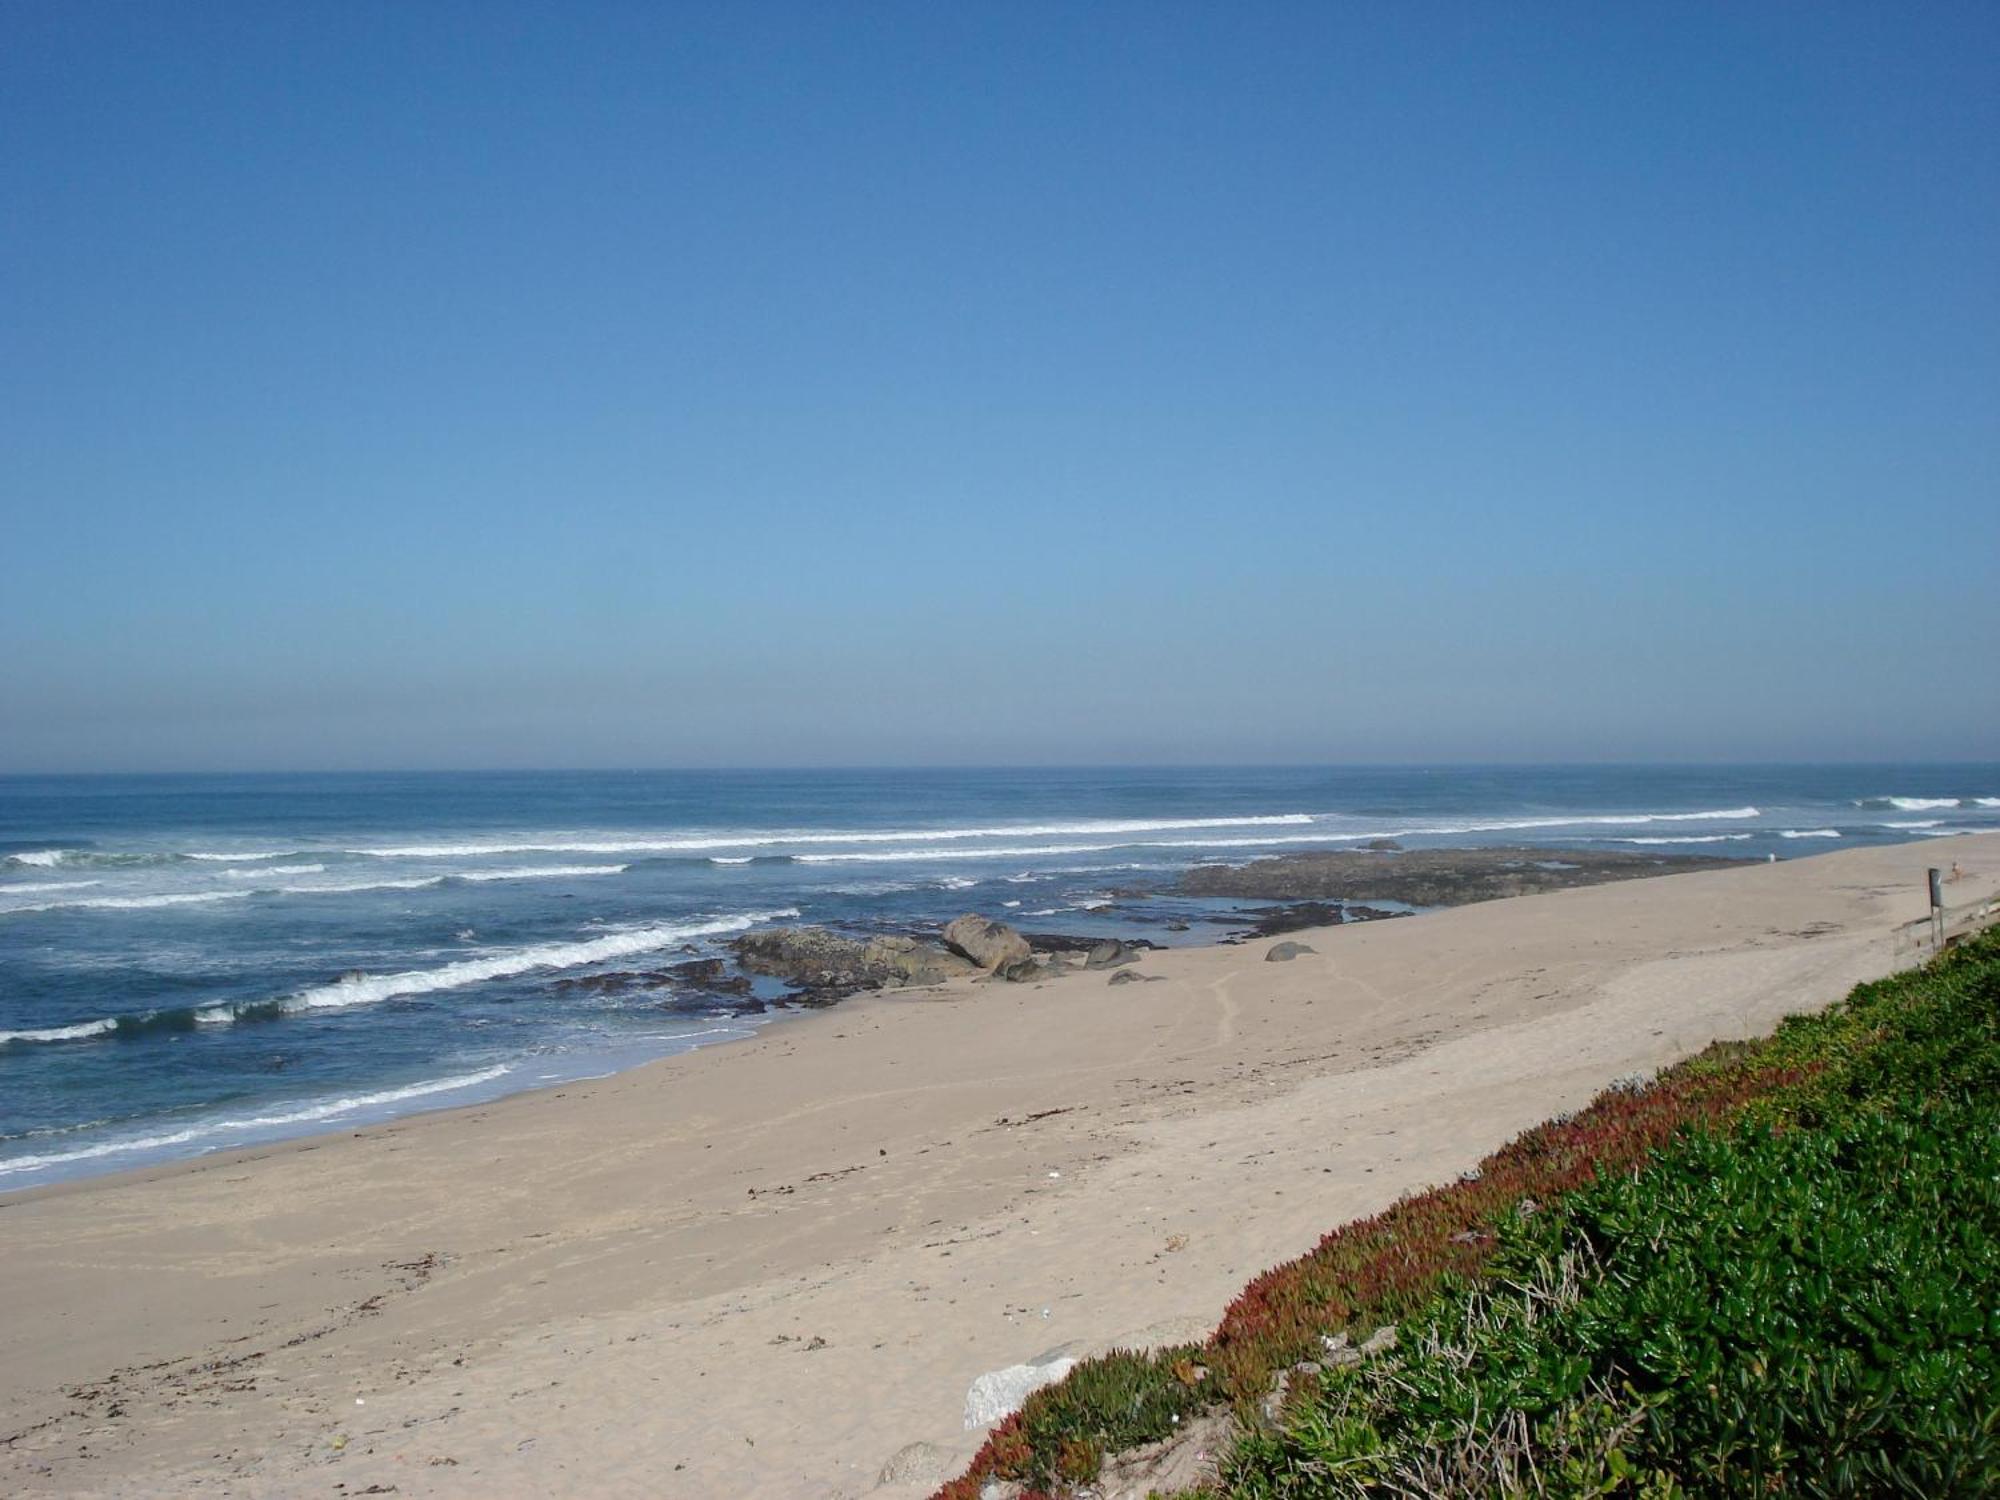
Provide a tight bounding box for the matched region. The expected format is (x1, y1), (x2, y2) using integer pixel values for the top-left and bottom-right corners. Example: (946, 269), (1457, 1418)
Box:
(1216, 930), (2000, 1497)
(932, 930), (2000, 1500)
(1221, 1096), (2000, 1496)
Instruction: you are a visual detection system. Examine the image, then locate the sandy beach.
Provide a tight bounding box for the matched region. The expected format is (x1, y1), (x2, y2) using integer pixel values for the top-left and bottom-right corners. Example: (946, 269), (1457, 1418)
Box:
(2, 833), (1994, 1499)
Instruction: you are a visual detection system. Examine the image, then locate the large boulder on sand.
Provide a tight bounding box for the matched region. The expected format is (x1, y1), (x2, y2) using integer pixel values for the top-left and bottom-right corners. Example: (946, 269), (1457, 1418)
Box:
(861, 934), (980, 986)
(942, 914), (1034, 974)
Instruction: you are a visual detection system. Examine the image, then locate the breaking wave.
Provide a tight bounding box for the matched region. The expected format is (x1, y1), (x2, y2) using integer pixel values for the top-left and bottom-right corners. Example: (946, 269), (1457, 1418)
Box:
(791, 808), (1767, 864)
(0, 890), (252, 916)
(1613, 834), (1755, 845)
(1854, 796), (1999, 812)
(0, 1065), (514, 1177)
(0, 909), (796, 1048)
(341, 815), (1317, 859)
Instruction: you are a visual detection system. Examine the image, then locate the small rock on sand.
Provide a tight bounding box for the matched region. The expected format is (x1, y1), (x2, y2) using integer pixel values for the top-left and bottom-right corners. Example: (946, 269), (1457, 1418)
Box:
(964, 1356), (1077, 1428)
(1265, 941), (1315, 962)
(876, 1439), (957, 1487)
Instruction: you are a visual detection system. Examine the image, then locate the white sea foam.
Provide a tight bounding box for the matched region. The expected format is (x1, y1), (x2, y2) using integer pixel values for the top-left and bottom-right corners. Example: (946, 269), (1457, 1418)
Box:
(1977, 798), (2000, 809)
(0, 1065), (514, 1176)
(8, 909), (801, 1048)
(226, 863), (324, 877)
(7, 849), (70, 868)
(344, 815), (1318, 859)
(285, 911), (795, 1015)
(1614, 834), (1755, 845)
(1919, 827), (1982, 838)
(793, 809), (1768, 864)
(710, 856), (754, 865)
(1, 889), (252, 915)
(271, 864), (628, 896)
(0, 1018), (120, 1045)
(1885, 820), (1943, 830)
(185, 850), (300, 862)
(455, 864), (629, 882)
(1779, 829), (1841, 839)
(1863, 797), (1963, 811)
(278, 876), (444, 895)
(3, 879), (104, 894)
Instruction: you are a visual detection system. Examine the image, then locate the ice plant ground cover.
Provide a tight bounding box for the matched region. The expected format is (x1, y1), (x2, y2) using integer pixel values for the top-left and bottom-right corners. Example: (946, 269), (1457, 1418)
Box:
(935, 929), (2000, 1498)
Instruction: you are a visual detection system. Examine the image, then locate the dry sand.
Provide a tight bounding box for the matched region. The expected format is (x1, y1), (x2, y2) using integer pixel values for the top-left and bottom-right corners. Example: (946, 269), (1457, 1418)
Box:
(3, 834), (1995, 1498)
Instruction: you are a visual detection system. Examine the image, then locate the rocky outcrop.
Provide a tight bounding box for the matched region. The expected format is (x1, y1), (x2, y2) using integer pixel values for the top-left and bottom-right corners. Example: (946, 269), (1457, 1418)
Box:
(861, 934), (981, 986)
(942, 915), (1034, 975)
(732, 926), (975, 999)
(1021, 933), (1154, 966)
(1181, 846), (1750, 908)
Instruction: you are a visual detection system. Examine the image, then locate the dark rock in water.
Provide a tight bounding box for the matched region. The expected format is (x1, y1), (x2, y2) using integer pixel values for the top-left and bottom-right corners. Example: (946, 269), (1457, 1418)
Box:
(942, 914), (1034, 974)
(1181, 846), (1752, 907)
(554, 957), (753, 999)
(1345, 904), (1402, 923)
(1266, 941), (1316, 962)
(1364, 838), (1403, 852)
(663, 958), (753, 997)
(1236, 902), (1349, 938)
(1166, 921), (1191, 932)
(552, 970), (642, 995)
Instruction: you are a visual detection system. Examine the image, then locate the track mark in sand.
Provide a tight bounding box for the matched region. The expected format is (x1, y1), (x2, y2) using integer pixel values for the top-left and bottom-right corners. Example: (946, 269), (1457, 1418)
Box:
(1210, 970), (1242, 1048)
(19, 1251), (452, 1471)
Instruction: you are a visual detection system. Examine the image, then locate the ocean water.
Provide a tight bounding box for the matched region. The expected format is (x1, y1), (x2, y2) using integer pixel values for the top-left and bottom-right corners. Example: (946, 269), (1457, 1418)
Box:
(3, 765), (1996, 1190)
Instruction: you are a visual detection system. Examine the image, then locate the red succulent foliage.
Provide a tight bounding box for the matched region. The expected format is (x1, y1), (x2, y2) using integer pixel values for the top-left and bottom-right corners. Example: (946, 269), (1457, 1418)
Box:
(932, 1039), (1822, 1498)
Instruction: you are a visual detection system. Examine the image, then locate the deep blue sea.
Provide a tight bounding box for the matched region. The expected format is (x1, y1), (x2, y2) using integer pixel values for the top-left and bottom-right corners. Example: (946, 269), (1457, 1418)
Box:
(4, 765), (1996, 1190)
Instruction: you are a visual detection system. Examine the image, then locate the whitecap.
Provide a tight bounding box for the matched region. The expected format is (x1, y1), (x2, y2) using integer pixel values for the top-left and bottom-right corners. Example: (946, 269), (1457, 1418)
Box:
(284, 910), (797, 1015)
(1778, 829), (1841, 839)
(343, 814), (1319, 859)
(1613, 834), (1755, 845)
(453, 864), (628, 882)
(0, 1018), (119, 1045)
(6, 849), (71, 868)
(0, 1065), (514, 1177)
(1, 889), (252, 916)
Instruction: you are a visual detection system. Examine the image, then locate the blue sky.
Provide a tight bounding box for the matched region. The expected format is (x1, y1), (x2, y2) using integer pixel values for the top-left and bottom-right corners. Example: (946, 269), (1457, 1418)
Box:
(3, 2), (1995, 770)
